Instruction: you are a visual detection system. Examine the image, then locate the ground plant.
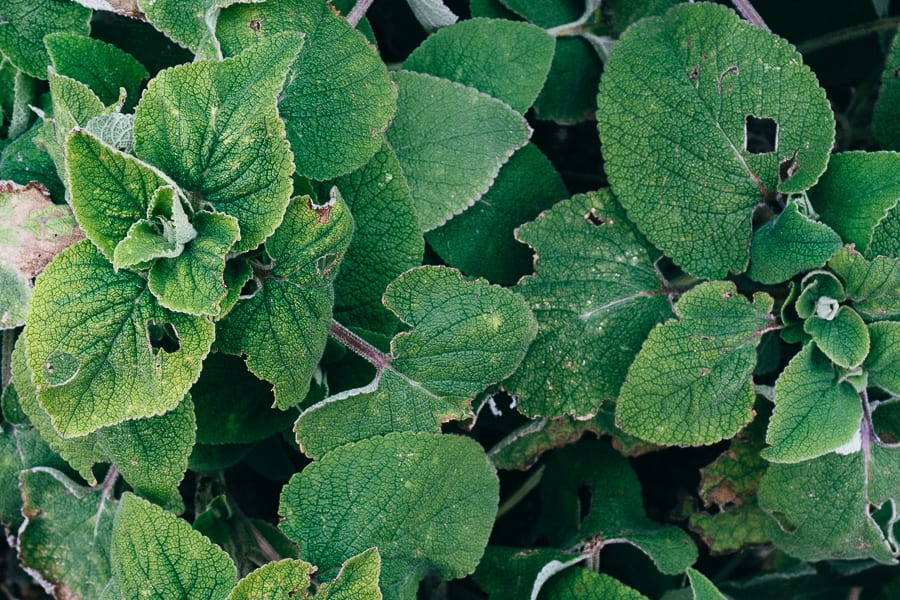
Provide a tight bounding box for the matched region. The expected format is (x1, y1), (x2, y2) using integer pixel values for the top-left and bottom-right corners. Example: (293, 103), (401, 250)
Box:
(0, 0), (899, 598)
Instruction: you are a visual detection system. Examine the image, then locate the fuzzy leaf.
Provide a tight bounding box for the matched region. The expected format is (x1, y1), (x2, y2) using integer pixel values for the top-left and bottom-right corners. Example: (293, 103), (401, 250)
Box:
(686, 568), (728, 600)
(803, 306), (870, 369)
(596, 2), (835, 277)
(873, 30), (900, 151)
(0, 0), (91, 78)
(386, 70), (531, 231)
(472, 547), (584, 600)
(0, 121), (66, 201)
(18, 468), (116, 599)
(133, 33), (301, 253)
(136, 0), (256, 59)
(866, 322), (900, 395)
(218, 0), (398, 180)
(828, 247), (900, 321)
(406, 0), (458, 31)
(279, 432), (499, 600)
(762, 343), (862, 463)
(217, 195), (352, 409)
(112, 492), (237, 600)
(25, 240), (214, 437)
(507, 191), (672, 418)
(539, 569), (649, 600)
(403, 18), (554, 114)
(294, 266), (536, 459)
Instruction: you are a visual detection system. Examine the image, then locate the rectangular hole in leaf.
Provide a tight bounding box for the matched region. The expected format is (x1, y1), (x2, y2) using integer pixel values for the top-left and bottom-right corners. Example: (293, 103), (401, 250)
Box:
(744, 116), (778, 154)
(147, 320), (181, 353)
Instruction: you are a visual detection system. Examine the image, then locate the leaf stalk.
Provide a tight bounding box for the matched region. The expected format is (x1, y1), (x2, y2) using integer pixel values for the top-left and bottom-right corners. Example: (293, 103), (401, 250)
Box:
(346, 0), (375, 28)
(329, 319), (391, 370)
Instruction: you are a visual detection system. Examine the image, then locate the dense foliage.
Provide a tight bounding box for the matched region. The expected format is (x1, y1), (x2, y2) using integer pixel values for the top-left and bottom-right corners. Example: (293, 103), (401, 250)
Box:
(0, 0), (899, 598)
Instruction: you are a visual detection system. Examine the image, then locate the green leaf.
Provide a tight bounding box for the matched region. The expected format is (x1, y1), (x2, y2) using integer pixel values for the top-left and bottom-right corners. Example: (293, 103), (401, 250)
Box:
(686, 568), (728, 600)
(148, 211), (241, 316)
(426, 143), (568, 286)
(218, 194), (352, 409)
(0, 0), (91, 78)
(8, 68), (38, 139)
(803, 306), (870, 369)
(113, 219), (182, 270)
(795, 270), (846, 320)
(539, 568), (649, 600)
(873, 29), (900, 150)
(807, 152), (900, 253)
(66, 128), (170, 262)
(747, 198), (843, 284)
(133, 33), (301, 253)
(45, 32), (149, 108)
(758, 445), (900, 563)
(596, 2), (835, 278)
(18, 468), (116, 599)
(537, 440), (697, 574)
(385, 70), (531, 231)
(828, 247), (900, 321)
(25, 240), (214, 437)
(316, 547), (382, 599)
(294, 266), (537, 459)
(0, 181), (84, 329)
(218, 0), (398, 180)
(280, 431), (499, 600)
(617, 281), (775, 446)
(506, 191), (672, 418)
(136, 0), (247, 59)
(762, 343), (862, 463)
(473, 547), (586, 600)
(112, 492), (237, 600)
(866, 322), (900, 395)
(534, 38), (601, 124)
(406, 0), (458, 31)
(403, 18), (554, 114)
(97, 396), (195, 505)
(331, 141), (424, 338)
(0, 121), (66, 202)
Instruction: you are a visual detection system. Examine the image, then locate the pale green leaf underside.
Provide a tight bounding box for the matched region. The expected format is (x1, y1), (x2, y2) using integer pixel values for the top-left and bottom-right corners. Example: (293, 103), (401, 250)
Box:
(403, 18), (554, 114)
(0, 0), (91, 78)
(507, 191), (672, 418)
(597, 2), (834, 278)
(112, 493), (237, 600)
(762, 343), (862, 463)
(386, 70), (531, 231)
(133, 32), (301, 253)
(280, 432), (499, 600)
(295, 266), (537, 459)
(616, 281), (774, 446)
(26, 241), (214, 437)
(218, 0), (398, 180)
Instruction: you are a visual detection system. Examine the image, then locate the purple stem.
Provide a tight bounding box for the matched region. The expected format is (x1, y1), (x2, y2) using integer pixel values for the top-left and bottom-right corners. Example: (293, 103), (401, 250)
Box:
(346, 0), (375, 28)
(329, 319), (391, 370)
(731, 0), (771, 32)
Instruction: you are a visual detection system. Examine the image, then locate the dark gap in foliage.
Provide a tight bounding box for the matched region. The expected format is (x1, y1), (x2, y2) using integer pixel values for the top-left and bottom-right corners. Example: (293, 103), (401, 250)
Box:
(146, 320), (180, 353)
(744, 116), (778, 154)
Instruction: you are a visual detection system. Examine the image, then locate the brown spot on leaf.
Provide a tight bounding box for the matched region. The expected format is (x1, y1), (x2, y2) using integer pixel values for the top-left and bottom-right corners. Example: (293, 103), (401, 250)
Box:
(584, 208), (606, 226)
(779, 150), (800, 183)
(250, 18), (262, 31)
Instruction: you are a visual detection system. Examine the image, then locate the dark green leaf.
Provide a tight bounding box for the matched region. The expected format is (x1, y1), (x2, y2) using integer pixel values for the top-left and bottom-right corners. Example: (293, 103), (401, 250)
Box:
(866, 321), (900, 395)
(0, 0), (91, 79)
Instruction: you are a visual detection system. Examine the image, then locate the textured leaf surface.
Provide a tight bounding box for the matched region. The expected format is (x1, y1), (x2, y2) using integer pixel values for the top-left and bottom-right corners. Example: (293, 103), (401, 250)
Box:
(803, 305), (870, 369)
(280, 432), (498, 600)
(0, 426), (69, 532)
(45, 32), (149, 107)
(828, 247), (900, 321)
(686, 568), (728, 600)
(537, 441), (697, 574)
(596, 2), (834, 277)
(866, 322), (900, 395)
(406, 0), (458, 31)
(41, 71), (107, 183)
(427, 143), (568, 286)
(873, 30), (900, 150)
(507, 191), (672, 418)
(218, 0), (398, 180)
(0, 121), (66, 202)
(0, 0), (91, 78)
(112, 492), (237, 600)
(472, 547), (583, 600)
(295, 266), (536, 458)
(26, 241), (214, 437)
(617, 281), (774, 446)
(808, 152), (900, 253)
(762, 344), (862, 463)
(137, 0), (254, 59)
(331, 142), (424, 337)
(404, 18), (554, 114)
(218, 195), (352, 408)
(539, 569), (648, 600)
(133, 33), (300, 253)
(18, 468), (116, 600)
(386, 70), (531, 231)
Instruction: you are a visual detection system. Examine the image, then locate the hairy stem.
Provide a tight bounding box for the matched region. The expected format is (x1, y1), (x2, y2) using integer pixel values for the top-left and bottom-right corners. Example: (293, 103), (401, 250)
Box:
(329, 319), (391, 370)
(798, 15), (900, 54)
(730, 0), (771, 32)
(346, 0), (374, 28)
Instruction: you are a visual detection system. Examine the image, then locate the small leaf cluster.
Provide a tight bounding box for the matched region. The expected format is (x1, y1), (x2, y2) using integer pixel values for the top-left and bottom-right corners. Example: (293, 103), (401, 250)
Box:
(0, 0), (898, 598)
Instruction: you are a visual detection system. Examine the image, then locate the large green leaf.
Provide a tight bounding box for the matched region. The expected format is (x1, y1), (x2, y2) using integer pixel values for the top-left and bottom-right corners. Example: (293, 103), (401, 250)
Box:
(133, 33), (301, 254)
(25, 241), (214, 437)
(403, 18), (554, 114)
(294, 266), (537, 459)
(217, 194), (352, 409)
(280, 432), (499, 600)
(617, 281), (775, 446)
(217, 0), (398, 180)
(18, 468), (116, 599)
(828, 247), (900, 321)
(0, 0), (91, 78)
(873, 29), (900, 151)
(506, 191), (672, 418)
(112, 492), (238, 600)
(597, 2), (835, 278)
(803, 305), (870, 369)
(386, 70), (531, 231)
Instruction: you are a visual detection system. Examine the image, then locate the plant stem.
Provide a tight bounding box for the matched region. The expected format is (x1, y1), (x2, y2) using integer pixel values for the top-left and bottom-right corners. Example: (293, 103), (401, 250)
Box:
(798, 16), (900, 54)
(730, 0), (771, 32)
(496, 465), (545, 518)
(329, 319), (391, 370)
(346, 0), (374, 28)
